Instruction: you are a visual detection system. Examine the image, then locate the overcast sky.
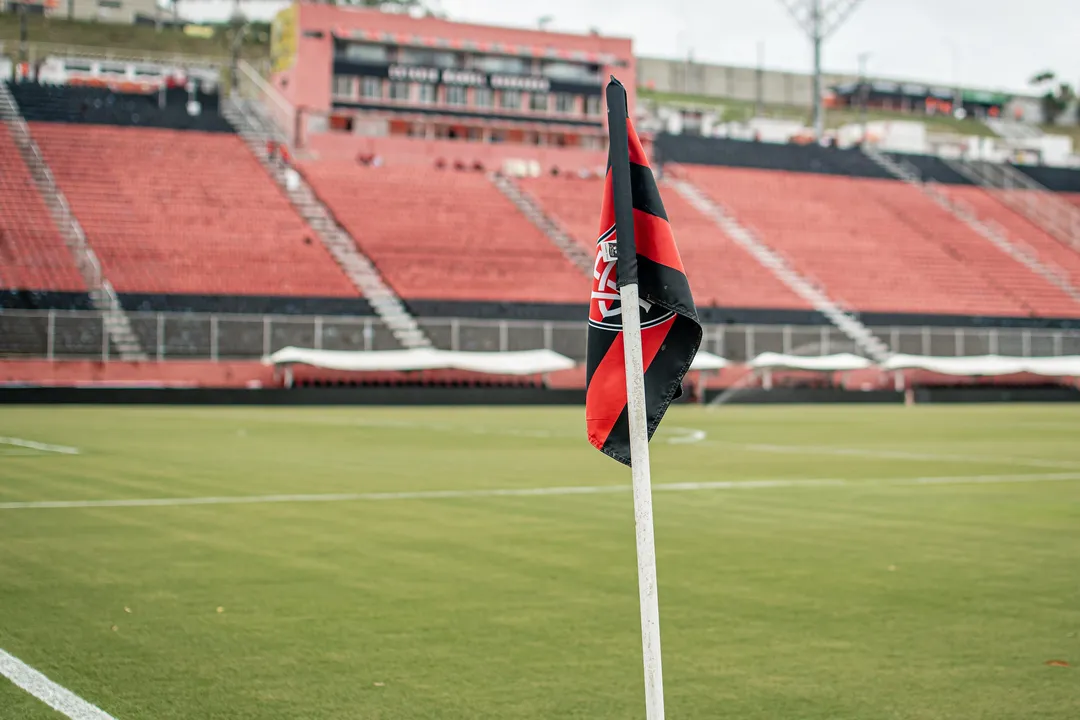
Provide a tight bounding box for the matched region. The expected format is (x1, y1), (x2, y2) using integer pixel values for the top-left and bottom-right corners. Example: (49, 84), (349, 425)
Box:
(176, 0), (1077, 93)
(437, 0), (1078, 94)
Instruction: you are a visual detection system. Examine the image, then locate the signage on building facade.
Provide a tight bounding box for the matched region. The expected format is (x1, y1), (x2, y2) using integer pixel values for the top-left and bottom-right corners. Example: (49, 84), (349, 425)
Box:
(386, 64), (552, 93)
(387, 65), (441, 83)
(489, 74), (550, 92)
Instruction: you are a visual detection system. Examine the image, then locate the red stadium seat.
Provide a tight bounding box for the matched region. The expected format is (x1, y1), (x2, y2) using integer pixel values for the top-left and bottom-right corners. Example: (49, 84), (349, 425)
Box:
(518, 175), (812, 310)
(939, 185), (1080, 290)
(300, 162), (585, 304)
(28, 124), (358, 298)
(682, 165), (1079, 317)
(0, 124), (85, 292)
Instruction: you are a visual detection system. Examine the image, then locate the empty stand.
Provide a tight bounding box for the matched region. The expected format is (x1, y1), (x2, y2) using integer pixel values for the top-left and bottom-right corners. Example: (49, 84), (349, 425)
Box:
(683, 165), (1080, 318)
(29, 124), (358, 298)
(300, 163), (586, 304)
(941, 158), (1080, 253)
(224, 94), (430, 348)
(519, 174), (812, 310)
(515, 176), (604, 253)
(0, 123), (83, 292)
(939, 185), (1080, 284)
(489, 174), (593, 274)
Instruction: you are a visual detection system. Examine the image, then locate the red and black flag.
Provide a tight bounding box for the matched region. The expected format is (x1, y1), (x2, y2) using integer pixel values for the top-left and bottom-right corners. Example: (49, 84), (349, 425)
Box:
(586, 78), (702, 466)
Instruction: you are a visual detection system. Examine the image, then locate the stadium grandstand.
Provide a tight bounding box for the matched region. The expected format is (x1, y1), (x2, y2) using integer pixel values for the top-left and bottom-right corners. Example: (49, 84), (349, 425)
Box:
(3, 5), (1080, 720)
(0, 1), (1079, 397)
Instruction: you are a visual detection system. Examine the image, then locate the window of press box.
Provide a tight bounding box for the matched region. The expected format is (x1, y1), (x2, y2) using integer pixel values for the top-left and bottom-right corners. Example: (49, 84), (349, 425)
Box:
(417, 84), (436, 104)
(329, 115), (354, 132)
(446, 86), (467, 106)
(389, 81), (411, 101)
(471, 55), (527, 74)
(542, 62), (599, 82)
(586, 95), (602, 116)
(474, 88), (494, 107)
(529, 93), (549, 112)
(500, 90), (522, 110)
(361, 77), (382, 99)
(555, 94), (576, 114)
(399, 48), (458, 68)
(344, 42), (389, 63)
(332, 75), (355, 99)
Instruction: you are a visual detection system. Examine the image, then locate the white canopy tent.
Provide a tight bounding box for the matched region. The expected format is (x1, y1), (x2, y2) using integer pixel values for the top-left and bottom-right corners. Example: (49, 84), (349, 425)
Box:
(270, 346), (727, 376)
(689, 351), (728, 371)
(266, 347), (1080, 391)
(267, 347), (576, 376)
(748, 352), (874, 372)
(883, 354), (1080, 377)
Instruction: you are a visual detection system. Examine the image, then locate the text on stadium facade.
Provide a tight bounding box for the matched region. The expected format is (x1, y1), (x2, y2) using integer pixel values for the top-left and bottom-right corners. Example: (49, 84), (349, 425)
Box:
(388, 65), (552, 93)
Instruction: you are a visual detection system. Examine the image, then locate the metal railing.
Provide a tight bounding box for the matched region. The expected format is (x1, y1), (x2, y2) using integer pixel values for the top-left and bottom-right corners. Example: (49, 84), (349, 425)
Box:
(0, 82), (103, 290)
(945, 158), (1080, 252)
(233, 59), (295, 146)
(3, 309), (1079, 363)
(864, 147), (1080, 305)
(668, 174), (891, 362)
(7, 42), (231, 67)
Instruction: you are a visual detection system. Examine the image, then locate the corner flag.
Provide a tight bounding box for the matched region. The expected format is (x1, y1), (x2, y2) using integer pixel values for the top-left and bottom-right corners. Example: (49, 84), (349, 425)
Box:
(585, 79), (702, 466)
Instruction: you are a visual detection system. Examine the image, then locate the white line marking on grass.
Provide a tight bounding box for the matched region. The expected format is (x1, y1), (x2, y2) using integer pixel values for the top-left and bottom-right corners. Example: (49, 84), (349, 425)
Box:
(0, 437), (80, 455)
(0, 647), (117, 720)
(148, 412), (1080, 470)
(708, 441), (1080, 471)
(1, 473), (1078, 511)
(182, 412), (1080, 470)
(908, 473), (1080, 486)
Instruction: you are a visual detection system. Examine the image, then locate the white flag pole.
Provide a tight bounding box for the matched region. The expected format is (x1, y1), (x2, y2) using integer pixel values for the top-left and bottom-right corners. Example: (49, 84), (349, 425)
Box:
(607, 76), (666, 720)
(619, 281), (666, 720)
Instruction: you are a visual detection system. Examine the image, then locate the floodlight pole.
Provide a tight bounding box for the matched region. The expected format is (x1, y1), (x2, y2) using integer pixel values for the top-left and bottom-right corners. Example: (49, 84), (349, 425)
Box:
(780, 0), (865, 138)
(858, 51), (872, 139)
(811, 2), (823, 138)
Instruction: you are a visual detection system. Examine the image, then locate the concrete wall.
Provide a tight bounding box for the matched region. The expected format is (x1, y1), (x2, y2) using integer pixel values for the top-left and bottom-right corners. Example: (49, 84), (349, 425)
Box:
(638, 56), (1054, 127)
(47, 0), (158, 24)
(638, 56), (854, 108)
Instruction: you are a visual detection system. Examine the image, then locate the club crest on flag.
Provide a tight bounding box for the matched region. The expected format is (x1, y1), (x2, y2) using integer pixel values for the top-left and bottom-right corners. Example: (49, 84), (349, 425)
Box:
(590, 225), (675, 332)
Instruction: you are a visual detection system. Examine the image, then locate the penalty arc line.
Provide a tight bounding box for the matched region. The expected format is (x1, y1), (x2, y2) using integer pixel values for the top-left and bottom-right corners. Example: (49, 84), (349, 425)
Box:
(1, 472), (1079, 511)
(663, 427), (707, 444)
(0, 648), (117, 720)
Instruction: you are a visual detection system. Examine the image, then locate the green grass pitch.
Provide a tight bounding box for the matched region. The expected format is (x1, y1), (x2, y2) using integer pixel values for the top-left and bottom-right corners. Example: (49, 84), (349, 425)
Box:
(1, 404), (1078, 719)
